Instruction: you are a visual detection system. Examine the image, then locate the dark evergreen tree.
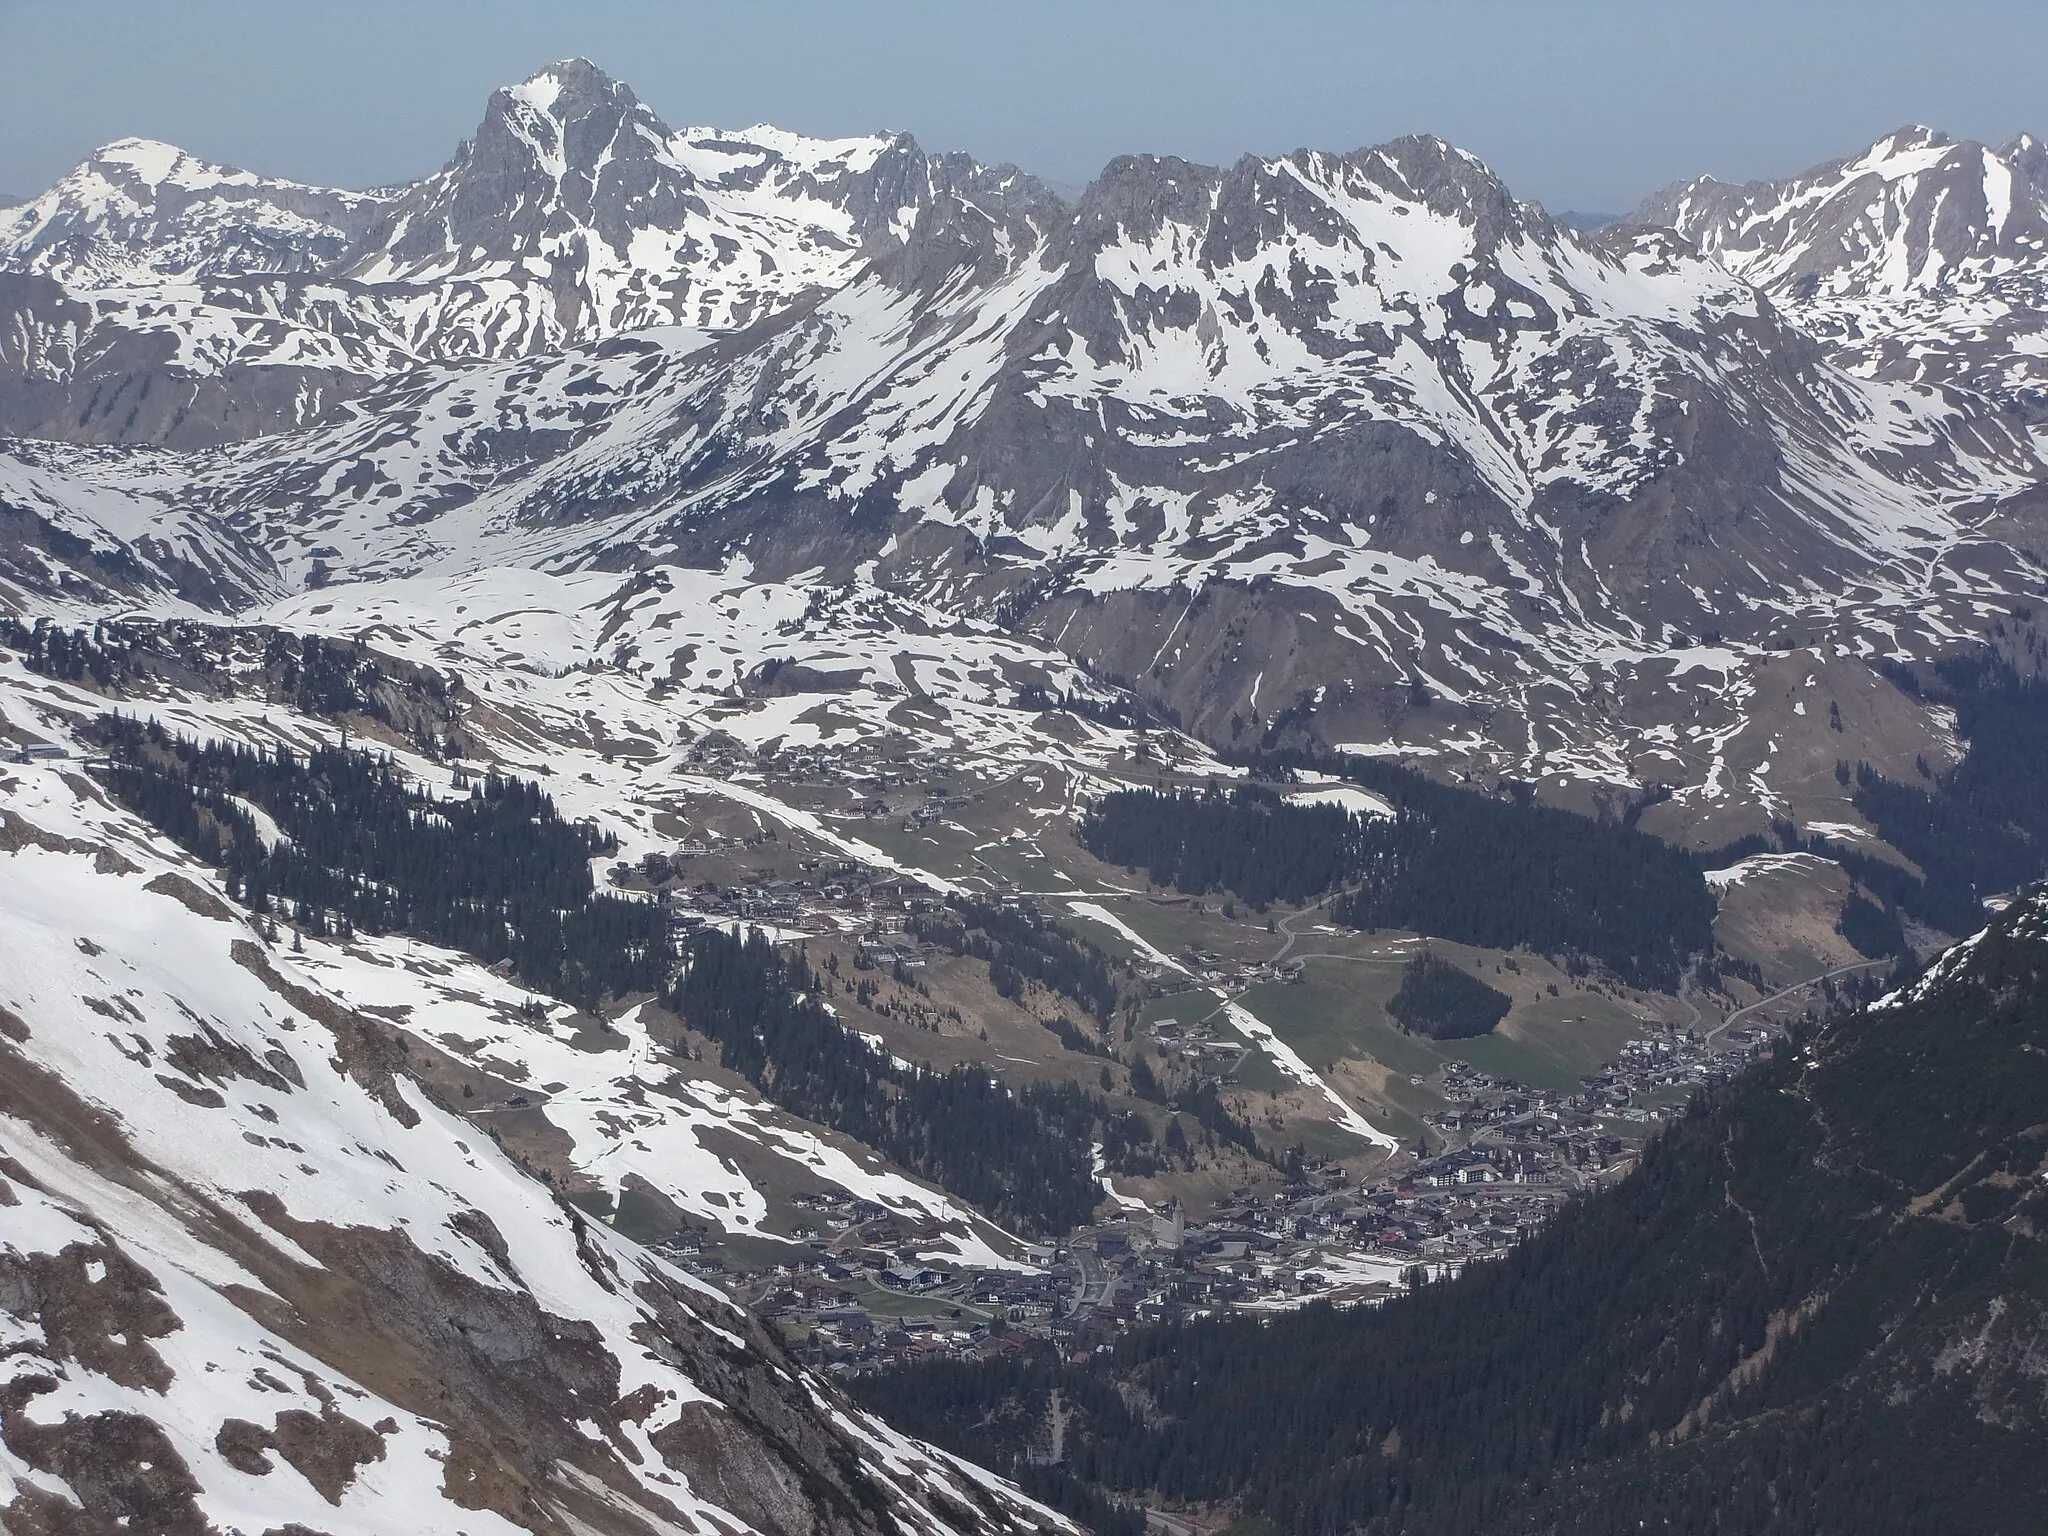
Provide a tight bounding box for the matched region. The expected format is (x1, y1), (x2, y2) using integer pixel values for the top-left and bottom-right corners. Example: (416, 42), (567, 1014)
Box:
(91, 716), (661, 1009)
(1847, 653), (2048, 930)
(1079, 764), (1715, 989)
(668, 928), (1111, 1235)
(1837, 890), (1907, 958)
(1384, 953), (1511, 1039)
(909, 897), (1121, 1021)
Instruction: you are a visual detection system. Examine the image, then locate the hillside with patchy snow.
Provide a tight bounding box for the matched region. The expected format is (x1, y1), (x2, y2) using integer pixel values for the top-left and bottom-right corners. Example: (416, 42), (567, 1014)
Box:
(0, 574), (1149, 1252)
(0, 740), (1070, 1535)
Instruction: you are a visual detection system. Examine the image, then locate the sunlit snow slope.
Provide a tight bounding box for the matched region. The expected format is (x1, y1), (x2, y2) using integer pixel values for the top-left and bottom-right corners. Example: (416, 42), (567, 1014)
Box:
(0, 594), (1113, 1268)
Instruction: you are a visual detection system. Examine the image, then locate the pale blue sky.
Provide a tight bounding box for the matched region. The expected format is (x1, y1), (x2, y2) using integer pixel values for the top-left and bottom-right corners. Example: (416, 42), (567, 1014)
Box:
(2, 1), (2041, 213)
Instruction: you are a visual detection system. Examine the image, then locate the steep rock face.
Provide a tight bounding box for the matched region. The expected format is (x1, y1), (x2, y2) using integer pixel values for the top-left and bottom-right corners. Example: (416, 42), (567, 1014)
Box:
(339, 55), (1061, 349)
(341, 58), (900, 357)
(0, 760), (1066, 1536)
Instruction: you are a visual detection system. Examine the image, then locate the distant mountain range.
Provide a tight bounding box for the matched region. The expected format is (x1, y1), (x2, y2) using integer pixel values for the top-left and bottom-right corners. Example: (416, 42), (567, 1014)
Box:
(4, 60), (2047, 844)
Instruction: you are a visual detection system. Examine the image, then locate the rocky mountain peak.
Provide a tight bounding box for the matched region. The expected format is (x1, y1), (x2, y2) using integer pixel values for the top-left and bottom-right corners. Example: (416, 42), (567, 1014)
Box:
(479, 56), (674, 184)
(2003, 130), (2048, 188)
(349, 58), (686, 276)
(0, 61), (1052, 434)
(1353, 134), (1523, 227)
(1863, 122), (1951, 157)
(851, 136), (1069, 292)
(502, 56), (645, 119)
(336, 62), (954, 340)
(1068, 154), (1224, 251)
(1065, 135), (1545, 284)
(80, 135), (209, 186)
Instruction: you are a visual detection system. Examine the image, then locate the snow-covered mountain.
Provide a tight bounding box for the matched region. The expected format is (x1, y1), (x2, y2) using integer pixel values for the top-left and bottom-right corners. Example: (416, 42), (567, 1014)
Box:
(337, 58), (1041, 354)
(1635, 127), (2048, 403)
(3, 61), (2047, 829)
(20, 98), (2032, 833)
(9, 70), (2048, 1530)
(0, 60), (1060, 448)
(0, 141), (396, 445)
(1637, 128), (2048, 304)
(0, 136), (386, 288)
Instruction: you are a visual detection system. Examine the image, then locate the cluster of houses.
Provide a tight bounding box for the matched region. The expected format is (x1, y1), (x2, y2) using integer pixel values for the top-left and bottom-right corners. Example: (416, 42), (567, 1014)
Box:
(668, 1008), (1801, 1374)
(1136, 939), (1305, 994)
(622, 851), (945, 950)
(1425, 1017), (1780, 1162)
(1149, 1014), (1250, 1067)
(4, 739), (69, 763)
(1422, 1063), (1626, 1175)
(687, 1157), (1570, 1374)
(1572, 1028), (1757, 1120)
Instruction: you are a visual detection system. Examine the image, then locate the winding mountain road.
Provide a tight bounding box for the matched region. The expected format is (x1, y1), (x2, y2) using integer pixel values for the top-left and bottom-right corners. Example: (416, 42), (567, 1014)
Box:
(1704, 958), (1893, 1045)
